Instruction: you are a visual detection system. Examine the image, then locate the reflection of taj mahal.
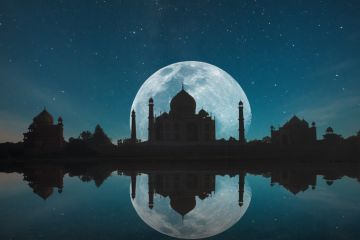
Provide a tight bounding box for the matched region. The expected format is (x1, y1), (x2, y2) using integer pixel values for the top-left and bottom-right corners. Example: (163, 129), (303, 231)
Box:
(131, 172), (246, 217)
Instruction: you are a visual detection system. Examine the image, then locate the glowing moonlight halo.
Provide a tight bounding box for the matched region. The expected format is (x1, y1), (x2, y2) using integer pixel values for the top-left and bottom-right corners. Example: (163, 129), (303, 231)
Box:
(131, 61), (252, 141)
(131, 175), (252, 239)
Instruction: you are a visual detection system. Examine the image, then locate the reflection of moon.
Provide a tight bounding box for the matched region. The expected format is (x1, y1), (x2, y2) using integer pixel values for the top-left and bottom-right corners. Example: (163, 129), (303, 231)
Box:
(131, 61), (252, 141)
(131, 175), (251, 239)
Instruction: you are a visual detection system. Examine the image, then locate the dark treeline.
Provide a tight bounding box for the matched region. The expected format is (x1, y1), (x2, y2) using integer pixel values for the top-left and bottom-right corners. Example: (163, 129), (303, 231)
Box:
(1, 129), (360, 162)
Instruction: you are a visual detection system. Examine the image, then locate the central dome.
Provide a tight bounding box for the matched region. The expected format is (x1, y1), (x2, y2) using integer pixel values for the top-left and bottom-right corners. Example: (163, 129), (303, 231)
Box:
(33, 109), (54, 125)
(170, 88), (196, 116)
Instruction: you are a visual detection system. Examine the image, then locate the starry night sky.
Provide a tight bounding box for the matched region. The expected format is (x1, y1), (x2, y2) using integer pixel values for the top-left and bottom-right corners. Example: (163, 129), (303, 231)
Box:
(0, 0), (359, 143)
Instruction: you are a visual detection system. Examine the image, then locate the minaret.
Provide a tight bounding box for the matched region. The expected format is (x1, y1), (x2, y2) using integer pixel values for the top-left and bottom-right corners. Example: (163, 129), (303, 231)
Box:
(57, 116), (63, 126)
(238, 172), (245, 207)
(238, 101), (246, 144)
(311, 121), (317, 141)
(131, 173), (137, 199)
(131, 109), (136, 143)
(148, 98), (154, 142)
(57, 117), (64, 146)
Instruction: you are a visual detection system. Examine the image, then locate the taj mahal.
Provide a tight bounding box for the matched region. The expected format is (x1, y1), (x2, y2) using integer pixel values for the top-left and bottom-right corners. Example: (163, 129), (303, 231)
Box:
(130, 86), (246, 144)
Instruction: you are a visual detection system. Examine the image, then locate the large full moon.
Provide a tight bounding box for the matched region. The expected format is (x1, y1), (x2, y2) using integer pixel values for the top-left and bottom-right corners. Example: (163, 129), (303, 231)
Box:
(131, 174), (252, 239)
(130, 61), (252, 141)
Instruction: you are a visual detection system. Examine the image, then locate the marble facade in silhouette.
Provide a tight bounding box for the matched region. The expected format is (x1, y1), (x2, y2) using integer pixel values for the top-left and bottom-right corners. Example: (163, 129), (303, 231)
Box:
(147, 87), (216, 143)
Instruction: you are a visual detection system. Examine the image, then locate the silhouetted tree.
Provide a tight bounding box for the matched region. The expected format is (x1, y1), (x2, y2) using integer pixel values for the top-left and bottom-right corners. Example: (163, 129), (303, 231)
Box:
(247, 139), (262, 145)
(66, 136), (94, 155)
(262, 136), (271, 144)
(228, 136), (237, 142)
(65, 125), (113, 155)
(80, 131), (93, 141)
(93, 124), (112, 146)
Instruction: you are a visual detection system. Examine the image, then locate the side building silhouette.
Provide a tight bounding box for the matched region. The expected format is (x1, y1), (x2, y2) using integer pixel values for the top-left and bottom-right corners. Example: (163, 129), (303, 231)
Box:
(23, 108), (64, 153)
(270, 116), (317, 145)
(322, 127), (343, 145)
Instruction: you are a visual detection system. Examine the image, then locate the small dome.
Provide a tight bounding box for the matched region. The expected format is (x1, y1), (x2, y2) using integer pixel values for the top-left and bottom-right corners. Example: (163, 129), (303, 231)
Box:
(34, 109), (54, 125)
(170, 89), (196, 116)
(149, 97), (154, 103)
(160, 112), (169, 118)
(198, 108), (209, 117)
(239, 100), (243, 106)
(326, 127), (334, 133)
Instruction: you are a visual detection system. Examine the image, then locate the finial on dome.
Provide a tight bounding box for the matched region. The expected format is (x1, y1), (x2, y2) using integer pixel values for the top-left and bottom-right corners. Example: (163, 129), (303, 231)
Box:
(181, 82), (184, 90)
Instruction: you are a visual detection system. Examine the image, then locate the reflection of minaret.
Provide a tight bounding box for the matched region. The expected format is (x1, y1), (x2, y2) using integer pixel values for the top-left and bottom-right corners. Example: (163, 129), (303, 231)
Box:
(148, 174), (154, 209)
(148, 98), (154, 142)
(238, 172), (245, 207)
(238, 101), (246, 144)
(131, 173), (137, 199)
(131, 109), (137, 143)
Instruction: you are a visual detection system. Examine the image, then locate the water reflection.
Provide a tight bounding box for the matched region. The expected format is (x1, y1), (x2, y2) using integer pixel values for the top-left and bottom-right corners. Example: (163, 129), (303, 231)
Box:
(1, 160), (359, 239)
(23, 166), (65, 199)
(130, 172), (251, 239)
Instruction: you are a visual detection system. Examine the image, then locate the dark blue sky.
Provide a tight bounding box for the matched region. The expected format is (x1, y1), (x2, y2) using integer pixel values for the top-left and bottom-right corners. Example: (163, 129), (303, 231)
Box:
(0, 0), (359, 142)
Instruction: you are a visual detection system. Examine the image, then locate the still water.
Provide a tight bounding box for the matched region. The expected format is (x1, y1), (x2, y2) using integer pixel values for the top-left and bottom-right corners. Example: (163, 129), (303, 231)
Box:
(0, 163), (359, 240)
